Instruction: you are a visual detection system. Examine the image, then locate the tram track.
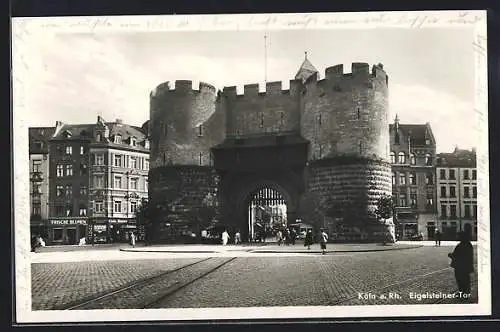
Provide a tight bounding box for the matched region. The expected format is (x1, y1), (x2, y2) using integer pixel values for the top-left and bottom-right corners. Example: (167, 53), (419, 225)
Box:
(62, 257), (236, 310)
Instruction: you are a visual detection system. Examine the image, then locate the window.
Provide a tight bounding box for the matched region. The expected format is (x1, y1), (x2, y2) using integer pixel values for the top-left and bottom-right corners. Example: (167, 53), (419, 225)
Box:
(114, 176), (122, 188)
(410, 153), (416, 165)
(95, 154), (104, 165)
(449, 186), (456, 198)
(65, 146), (72, 155)
(79, 207), (87, 217)
(114, 201), (122, 213)
(144, 159), (149, 170)
(426, 197), (434, 209)
(463, 169), (470, 180)
(425, 153), (432, 165)
(464, 186), (470, 198)
(280, 112), (285, 126)
(450, 205), (457, 218)
(80, 163), (88, 176)
(56, 185), (64, 197)
(399, 193), (407, 207)
(96, 133), (102, 142)
(197, 125), (203, 137)
(56, 164), (64, 177)
(32, 160), (42, 172)
(32, 202), (41, 216)
(114, 135), (122, 144)
(464, 205), (471, 218)
(449, 169), (456, 180)
(440, 186), (447, 197)
(130, 178), (138, 190)
(473, 204), (477, 217)
(131, 138), (137, 146)
(440, 169), (446, 180)
(65, 164), (73, 176)
(130, 201), (137, 214)
(114, 155), (122, 167)
(32, 183), (41, 194)
(65, 185), (72, 197)
(55, 205), (65, 217)
(399, 173), (406, 185)
(94, 175), (104, 188)
(80, 146), (84, 155)
(441, 204), (447, 218)
(390, 152), (396, 164)
(409, 172), (416, 185)
(80, 186), (87, 196)
(130, 157), (137, 169)
(472, 170), (477, 180)
(410, 193), (417, 207)
(65, 204), (73, 217)
(425, 173), (433, 185)
(398, 152), (406, 164)
(392, 172), (396, 185)
(144, 140), (150, 149)
(94, 201), (104, 213)
(473, 186), (477, 198)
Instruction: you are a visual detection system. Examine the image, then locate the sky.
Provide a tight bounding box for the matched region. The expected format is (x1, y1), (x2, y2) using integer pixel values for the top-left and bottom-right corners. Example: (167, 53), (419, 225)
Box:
(21, 27), (476, 153)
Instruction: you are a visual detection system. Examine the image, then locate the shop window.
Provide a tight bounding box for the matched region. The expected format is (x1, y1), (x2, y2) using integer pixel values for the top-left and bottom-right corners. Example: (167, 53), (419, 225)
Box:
(53, 228), (63, 241)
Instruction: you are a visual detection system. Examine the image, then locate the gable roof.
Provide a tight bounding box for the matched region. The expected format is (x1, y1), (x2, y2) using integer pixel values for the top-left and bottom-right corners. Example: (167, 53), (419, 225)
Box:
(29, 127), (55, 154)
(437, 148), (476, 167)
(389, 123), (436, 147)
(295, 56), (319, 82)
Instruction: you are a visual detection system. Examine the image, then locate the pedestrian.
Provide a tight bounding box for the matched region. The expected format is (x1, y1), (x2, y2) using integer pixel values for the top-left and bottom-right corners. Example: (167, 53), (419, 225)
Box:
(319, 229), (328, 255)
(290, 228), (296, 245)
(435, 229), (442, 246)
(304, 229), (313, 250)
(130, 231), (136, 248)
(235, 230), (241, 245)
(448, 226), (474, 298)
(221, 230), (230, 246)
(276, 230), (283, 246)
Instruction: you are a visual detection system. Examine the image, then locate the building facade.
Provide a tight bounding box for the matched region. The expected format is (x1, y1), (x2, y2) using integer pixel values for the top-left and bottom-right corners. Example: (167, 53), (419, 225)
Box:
(47, 121), (92, 245)
(149, 57), (393, 242)
(88, 116), (150, 243)
(436, 148), (477, 241)
(389, 116), (437, 240)
(29, 127), (55, 239)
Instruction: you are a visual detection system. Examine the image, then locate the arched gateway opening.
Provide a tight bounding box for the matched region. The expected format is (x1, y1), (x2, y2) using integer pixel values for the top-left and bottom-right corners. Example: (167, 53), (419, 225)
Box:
(245, 186), (288, 242)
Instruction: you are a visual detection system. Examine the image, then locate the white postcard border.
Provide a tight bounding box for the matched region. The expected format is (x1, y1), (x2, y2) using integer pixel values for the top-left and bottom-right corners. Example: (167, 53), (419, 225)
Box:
(12, 10), (491, 323)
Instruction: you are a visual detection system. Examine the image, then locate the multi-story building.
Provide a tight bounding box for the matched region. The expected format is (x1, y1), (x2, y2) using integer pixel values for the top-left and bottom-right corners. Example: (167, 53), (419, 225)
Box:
(47, 121), (92, 245)
(88, 116), (150, 243)
(436, 148), (477, 241)
(29, 127), (56, 239)
(389, 115), (437, 240)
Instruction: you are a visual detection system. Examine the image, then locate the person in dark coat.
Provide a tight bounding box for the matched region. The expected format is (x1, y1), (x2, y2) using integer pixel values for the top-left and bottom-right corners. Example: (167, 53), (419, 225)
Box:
(435, 229), (442, 246)
(448, 227), (474, 296)
(304, 230), (314, 250)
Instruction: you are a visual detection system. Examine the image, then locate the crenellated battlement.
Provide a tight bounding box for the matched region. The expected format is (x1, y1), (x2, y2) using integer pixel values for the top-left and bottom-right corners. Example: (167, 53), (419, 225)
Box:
(322, 62), (388, 85)
(222, 79), (303, 98)
(150, 80), (217, 98)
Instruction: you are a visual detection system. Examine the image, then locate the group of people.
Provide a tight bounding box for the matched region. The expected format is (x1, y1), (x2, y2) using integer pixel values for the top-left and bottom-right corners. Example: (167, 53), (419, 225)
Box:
(274, 228), (297, 246)
(30, 234), (45, 252)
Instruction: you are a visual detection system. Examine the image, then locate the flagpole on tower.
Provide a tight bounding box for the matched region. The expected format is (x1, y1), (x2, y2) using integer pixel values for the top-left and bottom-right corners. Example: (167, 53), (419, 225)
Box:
(264, 32), (268, 84)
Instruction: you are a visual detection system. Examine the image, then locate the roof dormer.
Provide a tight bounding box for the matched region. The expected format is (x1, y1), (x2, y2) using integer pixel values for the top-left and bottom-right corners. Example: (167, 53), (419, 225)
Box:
(129, 136), (137, 147)
(114, 134), (122, 144)
(62, 130), (72, 138)
(144, 139), (150, 149)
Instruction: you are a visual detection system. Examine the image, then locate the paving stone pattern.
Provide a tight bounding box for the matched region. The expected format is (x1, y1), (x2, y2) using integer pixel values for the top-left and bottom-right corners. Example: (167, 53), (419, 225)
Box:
(31, 258), (200, 310)
(160, 247), (478, 308)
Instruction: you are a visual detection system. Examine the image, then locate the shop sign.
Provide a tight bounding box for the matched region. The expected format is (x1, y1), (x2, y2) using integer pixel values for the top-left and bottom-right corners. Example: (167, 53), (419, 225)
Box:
(109, 219), (129, 224)
(93, 225), (107, 231)
(49, 219), (87, 226)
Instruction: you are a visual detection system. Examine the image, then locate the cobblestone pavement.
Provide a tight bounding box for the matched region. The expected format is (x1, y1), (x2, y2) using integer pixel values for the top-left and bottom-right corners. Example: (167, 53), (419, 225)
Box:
(31, 246), (478, 310)
(31, 258), (200, 310)
(156, 246), (478, 308)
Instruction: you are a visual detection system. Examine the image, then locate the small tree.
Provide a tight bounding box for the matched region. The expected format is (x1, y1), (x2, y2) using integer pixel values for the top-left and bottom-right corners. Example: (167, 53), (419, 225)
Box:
(374, 194), (394, 221)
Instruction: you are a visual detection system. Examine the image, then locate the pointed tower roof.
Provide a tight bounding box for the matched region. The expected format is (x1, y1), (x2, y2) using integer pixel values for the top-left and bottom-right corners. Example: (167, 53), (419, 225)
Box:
(295, 52), (319, 82)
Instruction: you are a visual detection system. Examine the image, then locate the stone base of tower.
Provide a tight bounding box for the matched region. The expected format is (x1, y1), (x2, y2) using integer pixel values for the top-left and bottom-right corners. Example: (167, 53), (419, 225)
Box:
(302, 156), (393, 243)
(148, 165), (220, 244)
